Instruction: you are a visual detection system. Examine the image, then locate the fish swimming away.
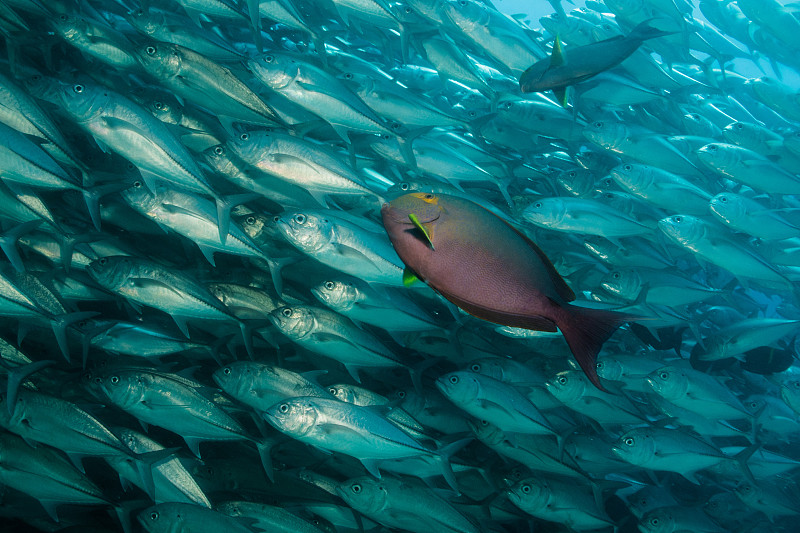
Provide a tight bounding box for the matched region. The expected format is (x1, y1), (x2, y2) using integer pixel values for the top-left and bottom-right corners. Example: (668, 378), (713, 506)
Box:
(519, 20), (674, 105)
(382, 192), (630, 390)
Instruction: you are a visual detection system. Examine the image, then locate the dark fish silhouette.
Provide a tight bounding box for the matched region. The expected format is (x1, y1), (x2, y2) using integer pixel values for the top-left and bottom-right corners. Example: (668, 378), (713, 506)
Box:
(519, 20), (673, 105)
(381, 192), (630, 390)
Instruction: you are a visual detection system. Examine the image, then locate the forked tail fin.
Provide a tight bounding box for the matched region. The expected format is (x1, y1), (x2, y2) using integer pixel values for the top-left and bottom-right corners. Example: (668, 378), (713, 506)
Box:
(558, 304), (631, 391)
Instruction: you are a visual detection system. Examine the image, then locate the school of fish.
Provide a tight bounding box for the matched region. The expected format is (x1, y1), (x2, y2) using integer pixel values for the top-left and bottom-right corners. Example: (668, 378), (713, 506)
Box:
(0, 0), (799, 531)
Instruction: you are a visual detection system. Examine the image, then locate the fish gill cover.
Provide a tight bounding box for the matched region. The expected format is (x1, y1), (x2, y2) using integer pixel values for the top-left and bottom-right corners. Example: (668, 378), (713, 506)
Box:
(0, 0), (799, 532)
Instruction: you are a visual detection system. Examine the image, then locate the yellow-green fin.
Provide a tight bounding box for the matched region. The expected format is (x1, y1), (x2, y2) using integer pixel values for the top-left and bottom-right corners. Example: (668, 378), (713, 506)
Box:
(550, 34), (565, 68)
(403, 267), (419, 287)
(408, 213), (434, 250)
(553, 86), (568, 107)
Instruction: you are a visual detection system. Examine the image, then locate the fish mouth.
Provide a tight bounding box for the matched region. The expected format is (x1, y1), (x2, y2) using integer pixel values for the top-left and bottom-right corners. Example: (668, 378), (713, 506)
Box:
(381, 202), (440, 225)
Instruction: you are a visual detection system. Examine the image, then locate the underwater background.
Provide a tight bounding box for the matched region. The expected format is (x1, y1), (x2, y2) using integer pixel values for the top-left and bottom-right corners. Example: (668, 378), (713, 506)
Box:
(0, 0), (799, 531)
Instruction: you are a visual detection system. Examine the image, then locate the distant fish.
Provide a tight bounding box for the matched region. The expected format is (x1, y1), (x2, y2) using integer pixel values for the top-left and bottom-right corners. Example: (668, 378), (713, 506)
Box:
(519, 20), (673, 105)
(381, 192), (630, 390)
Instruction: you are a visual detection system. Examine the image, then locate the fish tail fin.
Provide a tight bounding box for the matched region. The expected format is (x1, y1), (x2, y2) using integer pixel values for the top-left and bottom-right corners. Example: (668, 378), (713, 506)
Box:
(558, 304), (631, 391)
(629, 19), (677, 41)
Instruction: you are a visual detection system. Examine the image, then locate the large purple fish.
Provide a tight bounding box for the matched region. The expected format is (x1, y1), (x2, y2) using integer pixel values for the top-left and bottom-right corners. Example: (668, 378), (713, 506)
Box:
(381, 192), (629, 390)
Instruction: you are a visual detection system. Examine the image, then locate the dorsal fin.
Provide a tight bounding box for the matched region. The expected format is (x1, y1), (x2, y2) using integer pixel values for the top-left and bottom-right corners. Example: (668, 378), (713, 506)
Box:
(550, 35), (566, 68)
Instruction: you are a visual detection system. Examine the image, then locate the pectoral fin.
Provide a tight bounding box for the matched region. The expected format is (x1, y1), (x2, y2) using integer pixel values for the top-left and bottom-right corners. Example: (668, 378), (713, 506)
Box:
(403, 267), (420, 287)
(408, 213), (434, 249)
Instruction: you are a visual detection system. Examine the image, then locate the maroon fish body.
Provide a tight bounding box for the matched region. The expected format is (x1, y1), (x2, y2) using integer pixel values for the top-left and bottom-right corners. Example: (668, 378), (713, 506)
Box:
(381, 192), (627, 390)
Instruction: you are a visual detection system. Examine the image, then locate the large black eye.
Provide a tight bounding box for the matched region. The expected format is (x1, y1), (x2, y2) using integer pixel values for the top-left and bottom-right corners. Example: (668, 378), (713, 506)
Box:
(73, 84), (84, 93)
(294, 214), (306, 224)
(351, 483), (361, 493)
(246, 215), (255, 224)
(344, 72), (353, 79)
(223, 367), (231, 375)
(98, 258), (107, 266)
(110, 376), (119, 384)
(650, 518), (659, 526)
(534, 202), (542, 208)
(593, 121), (603, 128)
(558, 376), (567, 385)
(624, 437), (635, 446)
(521, 484), (531, 494)
(325, 281), (335, 290)
(674, 216), (682, 223)
(146, 46), (156, 55)
(214, 146), (224, 155)
(400, 183), (409, 190)
(282, 308), (292, 317)
(150, 512), (158, 520)
(424, 194), (434, 199)
(719, 196), (728, 203)
(708, 144), (717, 152)
(659, 371), (668, 380)
(240, 132), (249, 141)
(133, 180), (142, 188)
(279, 403), (289, 413)
(449, 375), (459, 384)
(154, 101), (163, 110)
(470, 364), (481, 372)
(568, 171), (576, 178)
(612, 272), (620, 279)
(623, 164), (631, 171)
(734, 123), (743, 130)
(59, 14), (68, 21)
(397, 390), (406, 399)
(263, 55), (274, 63)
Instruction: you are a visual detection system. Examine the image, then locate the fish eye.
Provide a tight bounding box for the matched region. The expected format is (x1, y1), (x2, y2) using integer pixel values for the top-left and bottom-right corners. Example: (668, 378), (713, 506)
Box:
(245, 215), (256, 224)
(449, 375), (459, 384)
(110, 376), (119, 384)
(279, 403), (289, 413)
(223, 367), (231, 375)
(624, 437), (635, 446)
(480, 420), (489, 426)
(534, 202), (542, 208)
(214, 146), (224, 155)
(568, 171), (576, 178)
(134, 9), (143, 16)
(154, 101), (163, 110)
(146, 46), (156, 55)
(623, 164), (631, 171)
(325, 281), (335, 290)
(650, 518), (659, 526)
(424, 194), (434, 199)
(557, 376), (567, 385)
(612, 272), (620, 279)
(659, 371), (668, 379)
(742, 485), (751, 492)
(282, 308), (293, 317)
(98, 258), (107, 265)
(734, 123), (743, 130)
(521, 484), (531, 494)
(240, 132), (249, 141)
(719, 196), (727, 202)
(397, 390), (406, 399)
(150, 512), (158, 520)
(272, 216), (280, 223)
(73, 84), (84, 93)
(344, 72), (353, 79)
(593, 121), (603, 128)
(674, 216), (682, 223)
(351, 483), (361, 493)
(596, 361), (604, 369)
(400, 183), (410, 190)
(59, 14), (68, 21)
(294, 214), (306, 224)
(470, 363), (481, 372)
(263, 55), (274, 63)
(133, 180), (142, 188)
(708, 144), (717, 151)
(93, 377), (102, 384)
